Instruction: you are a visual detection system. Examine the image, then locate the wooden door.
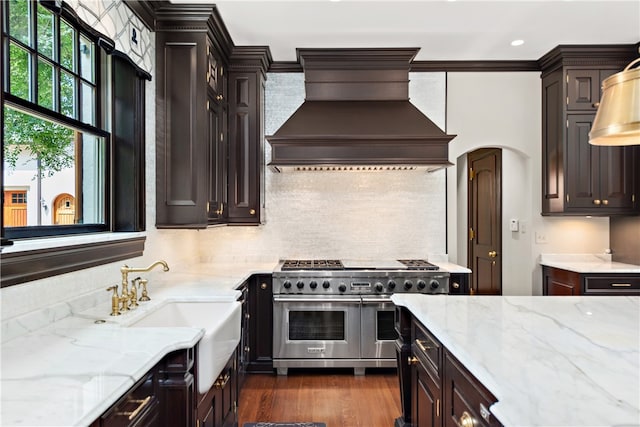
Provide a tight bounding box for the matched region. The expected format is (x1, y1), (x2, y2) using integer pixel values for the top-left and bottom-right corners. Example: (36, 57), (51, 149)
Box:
(53, 193), (75, 225)
(468, 149), (502, 295)
(3, 191), (27, 227)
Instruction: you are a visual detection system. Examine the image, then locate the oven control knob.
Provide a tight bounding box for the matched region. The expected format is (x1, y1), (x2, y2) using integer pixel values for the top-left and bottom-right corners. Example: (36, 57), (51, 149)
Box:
(375, 282), (384, 293)
(296, 280), (305, 289)
(338, 284), (347, 293)
(322, 280), (331, 289)
(387, 280), (396, 290)
(309, 281), (318, 289)
(404, 280), (413, 290)
(417, 280), (426, 290)
(283, 281), (292, 289)
(430, 280), (440, 290)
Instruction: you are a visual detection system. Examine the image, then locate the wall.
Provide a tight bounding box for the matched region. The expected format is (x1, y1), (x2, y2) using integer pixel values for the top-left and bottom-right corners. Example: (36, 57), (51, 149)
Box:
(446, 72), (609, 295)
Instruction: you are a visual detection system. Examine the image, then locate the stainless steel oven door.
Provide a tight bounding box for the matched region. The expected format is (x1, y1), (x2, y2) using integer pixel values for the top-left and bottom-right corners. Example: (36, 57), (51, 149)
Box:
(273, 295), (361, 359)
(360, 295), (397, 359)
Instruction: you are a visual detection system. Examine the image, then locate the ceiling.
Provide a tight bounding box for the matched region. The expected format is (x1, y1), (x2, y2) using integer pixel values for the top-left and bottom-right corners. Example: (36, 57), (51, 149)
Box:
(169, 0), (640, 62)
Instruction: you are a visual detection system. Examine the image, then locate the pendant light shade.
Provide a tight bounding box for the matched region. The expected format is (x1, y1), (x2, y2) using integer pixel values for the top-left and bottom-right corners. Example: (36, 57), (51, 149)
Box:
(589, 58), (640, 146)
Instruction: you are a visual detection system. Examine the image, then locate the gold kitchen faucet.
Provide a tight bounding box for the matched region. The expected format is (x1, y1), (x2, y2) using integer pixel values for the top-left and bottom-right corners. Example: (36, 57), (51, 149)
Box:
(106, 261), (170, 316)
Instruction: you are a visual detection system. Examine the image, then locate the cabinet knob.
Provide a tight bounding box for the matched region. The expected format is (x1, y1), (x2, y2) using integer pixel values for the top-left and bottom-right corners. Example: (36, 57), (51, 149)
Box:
(592, 102), (600, 108)
(408, 356), (418, 366)
(593, 199), (601, 205)
(488, 250), (497, 258)
(457, 411), (476, 427)
(452, 282), (460, 289)
(216, 94), (223, 101)
(250, 209), (256, 215)
(261, 282), (268, 290)
(602, 199), (609, 206)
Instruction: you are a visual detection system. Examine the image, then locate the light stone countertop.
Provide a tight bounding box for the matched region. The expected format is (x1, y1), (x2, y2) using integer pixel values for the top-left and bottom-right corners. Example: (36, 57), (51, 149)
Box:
(0, 263), (276, 427)
(540, 253), (640, 273)
(391, 294), (640, 427)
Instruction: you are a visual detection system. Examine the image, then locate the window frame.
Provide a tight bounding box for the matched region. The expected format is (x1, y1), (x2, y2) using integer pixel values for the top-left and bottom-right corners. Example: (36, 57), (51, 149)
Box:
(2, 0), (113, 239)
(0, 0), (149, 288)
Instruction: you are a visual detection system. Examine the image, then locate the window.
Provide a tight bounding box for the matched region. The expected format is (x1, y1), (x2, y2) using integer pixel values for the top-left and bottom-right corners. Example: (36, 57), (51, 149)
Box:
(2, 0), (108, 239)
(1, 0), (150, 287)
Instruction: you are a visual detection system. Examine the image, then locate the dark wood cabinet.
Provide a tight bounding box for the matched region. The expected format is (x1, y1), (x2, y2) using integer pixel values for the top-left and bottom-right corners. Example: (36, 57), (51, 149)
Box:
(155, 6), (272, 228)
(157, 347), (196, 427)
(239, 274), (274, 373)
(196, 348), (238, 427)
(411, 321), (442, 427)
(155, 15), (227, 228)
(448, 273), (470, 295)
(91, 371), (159, 427)
(227, 48), (271, 224)
(396, 309), (501, 427)
(543, 266), (640, 296)
(443, 352), (499, 427)
(540, 45), (639, 216)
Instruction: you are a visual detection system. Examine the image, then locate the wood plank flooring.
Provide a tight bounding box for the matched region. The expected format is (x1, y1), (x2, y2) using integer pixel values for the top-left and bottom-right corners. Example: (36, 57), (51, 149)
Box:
(238, 369), (401, 427)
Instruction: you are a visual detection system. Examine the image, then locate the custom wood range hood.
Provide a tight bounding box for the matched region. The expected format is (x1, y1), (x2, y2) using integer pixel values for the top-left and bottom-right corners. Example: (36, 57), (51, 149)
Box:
(266, 48), (456, 171)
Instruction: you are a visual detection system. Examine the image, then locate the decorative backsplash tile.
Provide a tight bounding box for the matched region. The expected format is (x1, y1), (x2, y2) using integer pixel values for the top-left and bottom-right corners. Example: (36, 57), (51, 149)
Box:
(68, 0), (152, 73)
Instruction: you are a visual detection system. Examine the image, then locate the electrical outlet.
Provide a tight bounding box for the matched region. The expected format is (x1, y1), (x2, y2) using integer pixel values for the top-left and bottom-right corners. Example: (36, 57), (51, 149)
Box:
(535, 232), (548, 244)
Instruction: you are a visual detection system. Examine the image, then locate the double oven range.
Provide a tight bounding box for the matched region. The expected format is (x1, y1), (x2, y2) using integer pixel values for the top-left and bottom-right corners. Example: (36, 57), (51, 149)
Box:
(272, 259), (449, 375)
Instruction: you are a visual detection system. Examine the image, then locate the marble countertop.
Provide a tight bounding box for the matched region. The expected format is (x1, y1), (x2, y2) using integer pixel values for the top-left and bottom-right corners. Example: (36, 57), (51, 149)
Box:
(0, 263), (276, 427)
(540, 253), (640, 273)
(391, 294), (640, 427)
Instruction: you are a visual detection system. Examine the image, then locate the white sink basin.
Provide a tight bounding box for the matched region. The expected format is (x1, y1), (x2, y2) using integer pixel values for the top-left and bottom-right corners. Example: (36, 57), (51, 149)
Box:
(129, 301), (241, 394)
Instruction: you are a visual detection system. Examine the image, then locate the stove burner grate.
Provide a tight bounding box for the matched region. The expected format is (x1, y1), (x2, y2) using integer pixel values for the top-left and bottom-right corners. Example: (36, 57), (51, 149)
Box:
(281, 259), (344, 271)
(397, 259), (440, 271)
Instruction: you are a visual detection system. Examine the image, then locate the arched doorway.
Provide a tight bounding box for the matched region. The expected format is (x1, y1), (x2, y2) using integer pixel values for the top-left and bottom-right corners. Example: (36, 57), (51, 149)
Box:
(53, 193), (76, 225)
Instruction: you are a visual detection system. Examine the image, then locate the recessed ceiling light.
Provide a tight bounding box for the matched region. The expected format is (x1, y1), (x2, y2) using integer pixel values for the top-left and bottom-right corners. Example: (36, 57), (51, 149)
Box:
(511, 39), (525, 47)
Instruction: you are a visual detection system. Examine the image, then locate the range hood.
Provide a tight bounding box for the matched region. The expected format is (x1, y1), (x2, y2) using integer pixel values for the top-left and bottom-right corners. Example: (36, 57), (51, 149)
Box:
(266, 48), (456, 171)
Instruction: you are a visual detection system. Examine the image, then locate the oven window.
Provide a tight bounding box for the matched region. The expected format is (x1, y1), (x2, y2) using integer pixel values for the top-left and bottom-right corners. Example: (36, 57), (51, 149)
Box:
(377, 311), (397, 341)
(289, 311), (345, 340)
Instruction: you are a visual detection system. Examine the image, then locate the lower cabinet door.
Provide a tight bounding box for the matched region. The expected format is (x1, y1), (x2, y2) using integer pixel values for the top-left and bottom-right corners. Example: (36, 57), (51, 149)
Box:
(444, 352), (499, 427)
(412, 358), (442, 427)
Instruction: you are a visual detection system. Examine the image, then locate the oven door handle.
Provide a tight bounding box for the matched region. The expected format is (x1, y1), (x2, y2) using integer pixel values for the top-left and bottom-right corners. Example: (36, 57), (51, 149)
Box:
(361, 296), (393, 304)
(273, 295), (362, 304)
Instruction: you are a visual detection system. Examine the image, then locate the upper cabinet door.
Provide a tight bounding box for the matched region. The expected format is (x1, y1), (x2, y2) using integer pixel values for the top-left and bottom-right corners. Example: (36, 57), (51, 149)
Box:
(598, 145), (636, 211)
(566, 69), (600, 111)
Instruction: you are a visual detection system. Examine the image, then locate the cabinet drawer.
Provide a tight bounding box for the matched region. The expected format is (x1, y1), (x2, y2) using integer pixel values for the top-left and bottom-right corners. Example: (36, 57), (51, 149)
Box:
(444, 352), (500, 427)
(100, 372), (158, 427)
(413, 321), (442, 378)
(584, 276), (640, 295)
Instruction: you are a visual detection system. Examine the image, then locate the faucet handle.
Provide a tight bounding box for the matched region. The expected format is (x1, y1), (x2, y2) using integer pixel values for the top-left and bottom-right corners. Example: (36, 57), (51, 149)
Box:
(106, 286), (121, 316)
(138, 279), (150, 302)
(129, 277), (141, 308)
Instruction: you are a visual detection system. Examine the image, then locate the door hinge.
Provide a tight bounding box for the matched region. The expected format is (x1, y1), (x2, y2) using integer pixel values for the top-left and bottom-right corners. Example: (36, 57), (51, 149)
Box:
(469, 168), (475, 181)
(566, 119), (569, 129)
(566, 194), (570, 203)
(436, 398), (440, 418)
(566, 74), (569, 83)
(469, 228), (475, 241)
(566, 96), (569, 106)
(220, 132), (224, 142)
(206, 100), (210, 110)
(633, 194), (636, 203)
(233, 401), (238, 414)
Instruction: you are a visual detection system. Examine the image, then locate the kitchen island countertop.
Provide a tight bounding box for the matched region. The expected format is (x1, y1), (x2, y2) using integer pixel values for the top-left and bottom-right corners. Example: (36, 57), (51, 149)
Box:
(0, 262), (275, 427)
(391, 294), (640, 426)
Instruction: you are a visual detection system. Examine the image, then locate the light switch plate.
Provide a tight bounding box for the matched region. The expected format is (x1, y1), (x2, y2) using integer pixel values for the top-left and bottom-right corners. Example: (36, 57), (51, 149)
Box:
(509, 218), (519, 232)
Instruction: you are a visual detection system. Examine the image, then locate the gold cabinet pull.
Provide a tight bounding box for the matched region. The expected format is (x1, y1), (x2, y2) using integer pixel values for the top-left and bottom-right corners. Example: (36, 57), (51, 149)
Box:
(408, 356), (418, 366)
(214, 373), (231, 389)
(488, 250), (497, 258)
(117, 396), (152, 421)
(611, 283), (632, 287)
(249, 209), (256, 215)
(415, 339), (432, 353)
(602, 199), (609, 205)
(457, 411), (476, 427)
(593, 199), (602, 205)
(261, 282), (268, 290)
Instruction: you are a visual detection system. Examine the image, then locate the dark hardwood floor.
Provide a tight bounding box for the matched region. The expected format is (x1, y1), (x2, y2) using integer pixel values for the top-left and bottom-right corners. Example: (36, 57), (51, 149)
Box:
(238, 369), (401, 427)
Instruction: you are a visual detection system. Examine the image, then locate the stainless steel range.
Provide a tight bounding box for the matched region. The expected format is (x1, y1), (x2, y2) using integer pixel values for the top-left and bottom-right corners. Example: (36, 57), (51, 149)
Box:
(272, 259), (449, 375)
